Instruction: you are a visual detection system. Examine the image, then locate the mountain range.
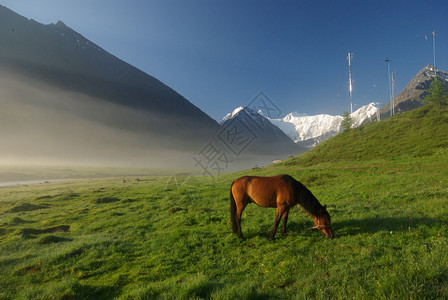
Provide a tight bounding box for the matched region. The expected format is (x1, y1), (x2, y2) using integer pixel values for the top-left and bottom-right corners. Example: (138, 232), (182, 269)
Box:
(222, 103), (380, 149)
(220, 106), (306, 160)
(0, 5), (307, 168)
(1, 5), (445, 169)
(222, 64), (447, 149)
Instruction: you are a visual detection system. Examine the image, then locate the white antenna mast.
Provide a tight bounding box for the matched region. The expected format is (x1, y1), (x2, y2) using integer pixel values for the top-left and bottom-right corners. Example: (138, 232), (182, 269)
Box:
(432, 29), (437, 75)
(385, 58), (393, 117)
(391, 71), (395, 115)
(347, 52), (354, 114)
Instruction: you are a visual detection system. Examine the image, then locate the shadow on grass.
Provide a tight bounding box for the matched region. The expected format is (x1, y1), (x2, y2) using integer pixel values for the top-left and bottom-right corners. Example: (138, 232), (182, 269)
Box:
(10, 217), (36, 224)
(332, 217), (440, 236)
(240, 220), (310, 240)
(5, 202), (49, 213)
(68, 282), (121, 299)
(182, 281), (224, 299)
(38, 235), (73, 244)
(238, 217), (441, 239)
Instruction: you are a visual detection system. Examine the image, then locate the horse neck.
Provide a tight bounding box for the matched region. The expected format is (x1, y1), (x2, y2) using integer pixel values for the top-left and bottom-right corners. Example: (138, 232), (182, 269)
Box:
(296, 186), (323, 218)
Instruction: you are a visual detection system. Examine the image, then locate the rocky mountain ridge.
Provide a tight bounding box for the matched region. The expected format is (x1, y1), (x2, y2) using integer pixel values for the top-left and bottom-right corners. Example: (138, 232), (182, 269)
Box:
(379, 64), (448, 119)
(220, 106), (306, 159)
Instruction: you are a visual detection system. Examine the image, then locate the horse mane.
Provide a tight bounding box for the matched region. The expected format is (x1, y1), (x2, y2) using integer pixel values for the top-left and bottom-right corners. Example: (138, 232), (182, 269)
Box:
(280, 175), (324, 217)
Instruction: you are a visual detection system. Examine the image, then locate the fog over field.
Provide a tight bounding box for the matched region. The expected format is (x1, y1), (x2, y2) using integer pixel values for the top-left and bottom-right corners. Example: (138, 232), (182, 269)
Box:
(0, 72), (205, 168)
(0, 5), (230, 170)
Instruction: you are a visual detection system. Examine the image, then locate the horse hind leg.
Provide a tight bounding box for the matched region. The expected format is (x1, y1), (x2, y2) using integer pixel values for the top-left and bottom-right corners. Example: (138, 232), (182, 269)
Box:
(230, 188), (238, 234)
(230, 185), (248, 238)
(236, 201), (249, 239)
(235, 200), (248, 239)
(281, 209), (290, 235)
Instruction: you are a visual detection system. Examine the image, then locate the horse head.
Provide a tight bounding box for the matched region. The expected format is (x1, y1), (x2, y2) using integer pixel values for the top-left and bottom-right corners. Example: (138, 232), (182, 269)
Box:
(314, 205), (334, 238)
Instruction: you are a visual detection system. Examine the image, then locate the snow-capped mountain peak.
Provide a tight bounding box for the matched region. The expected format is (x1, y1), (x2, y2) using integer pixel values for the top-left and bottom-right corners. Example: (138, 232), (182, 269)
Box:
(283, 111), (308, 122)
(268, 102), (380, 147)
(221, 102), (380, 149)
(220, 106), (244, 124)
(270, 113), (342, 143)
(350, 102), (380, 127)
(220, 105), (265, 124)
(218, 105), (305, 157)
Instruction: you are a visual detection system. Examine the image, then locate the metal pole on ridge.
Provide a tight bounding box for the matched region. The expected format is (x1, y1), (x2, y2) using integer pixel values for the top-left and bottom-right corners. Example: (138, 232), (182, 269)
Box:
(385, 58), (393, 117)
(347, 52), (353, 114)
(433, 30), (437, 76)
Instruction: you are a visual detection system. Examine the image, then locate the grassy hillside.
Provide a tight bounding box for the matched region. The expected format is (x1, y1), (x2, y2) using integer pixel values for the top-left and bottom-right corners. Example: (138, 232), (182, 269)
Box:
(282, 104), (448, 166)
(1, 105), (447, 299)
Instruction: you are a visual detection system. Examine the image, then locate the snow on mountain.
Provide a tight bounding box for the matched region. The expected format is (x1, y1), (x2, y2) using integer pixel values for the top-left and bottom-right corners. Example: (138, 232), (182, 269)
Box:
(270, 113), (342, 142)
(268, 102), (380, 147)
(350, 102), (380, 127)
(220, 106), (245, 124)
(221, 102), (380, 149)
(220, 106), (291, 139)
(219, 106), (305, 157)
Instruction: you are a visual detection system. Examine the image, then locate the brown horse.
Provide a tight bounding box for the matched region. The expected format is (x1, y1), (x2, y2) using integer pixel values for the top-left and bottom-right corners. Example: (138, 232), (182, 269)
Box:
(230, 174), (334, 239)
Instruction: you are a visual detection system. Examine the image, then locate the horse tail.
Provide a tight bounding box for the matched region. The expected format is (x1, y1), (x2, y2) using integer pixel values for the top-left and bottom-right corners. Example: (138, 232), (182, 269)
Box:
(230, 181), (238, 234)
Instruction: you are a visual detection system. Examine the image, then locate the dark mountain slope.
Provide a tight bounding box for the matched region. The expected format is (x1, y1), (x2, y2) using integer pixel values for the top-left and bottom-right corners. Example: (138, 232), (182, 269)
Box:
(0, 6), (213, 120)
(0, 5), (220, 167)
(220, 107), (306, 159)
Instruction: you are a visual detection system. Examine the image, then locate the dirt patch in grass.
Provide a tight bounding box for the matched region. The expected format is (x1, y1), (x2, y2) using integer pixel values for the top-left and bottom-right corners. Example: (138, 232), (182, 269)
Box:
(16, 264), (42, 276)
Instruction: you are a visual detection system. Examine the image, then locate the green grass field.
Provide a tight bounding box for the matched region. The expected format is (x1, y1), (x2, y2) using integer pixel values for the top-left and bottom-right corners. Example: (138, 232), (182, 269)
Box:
(1, 105), (448, 299)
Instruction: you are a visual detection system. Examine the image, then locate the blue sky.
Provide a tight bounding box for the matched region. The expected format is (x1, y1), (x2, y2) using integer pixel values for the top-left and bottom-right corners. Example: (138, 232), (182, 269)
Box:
(1, 0), (447, 120)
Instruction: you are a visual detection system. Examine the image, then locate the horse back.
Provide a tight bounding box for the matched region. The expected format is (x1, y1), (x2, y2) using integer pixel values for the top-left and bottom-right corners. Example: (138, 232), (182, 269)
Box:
(232, 175), (296, 208)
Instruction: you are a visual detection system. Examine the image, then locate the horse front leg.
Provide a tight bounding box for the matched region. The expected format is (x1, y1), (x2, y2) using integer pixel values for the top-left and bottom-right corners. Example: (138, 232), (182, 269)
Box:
(270, 206), (285, 240)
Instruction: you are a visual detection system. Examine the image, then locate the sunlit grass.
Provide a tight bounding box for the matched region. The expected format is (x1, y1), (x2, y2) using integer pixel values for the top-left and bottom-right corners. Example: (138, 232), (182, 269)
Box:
(1, 152), (447, 299)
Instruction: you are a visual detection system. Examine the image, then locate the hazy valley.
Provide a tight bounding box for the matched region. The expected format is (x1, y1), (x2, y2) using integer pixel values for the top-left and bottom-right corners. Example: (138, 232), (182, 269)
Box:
(0, 3), (448, 299)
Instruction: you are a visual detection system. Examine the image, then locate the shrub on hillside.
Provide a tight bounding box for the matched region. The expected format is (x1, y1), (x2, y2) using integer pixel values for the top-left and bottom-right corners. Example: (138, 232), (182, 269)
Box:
(424, 75), (448, 107)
